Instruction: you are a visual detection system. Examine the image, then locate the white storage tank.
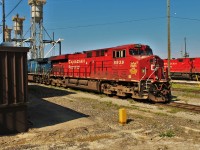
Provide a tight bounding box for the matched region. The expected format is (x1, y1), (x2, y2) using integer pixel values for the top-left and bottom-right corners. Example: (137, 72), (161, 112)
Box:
(12, 14), (25, 35)
(4, 26), (12, 42)
(28, 0), (46, 23)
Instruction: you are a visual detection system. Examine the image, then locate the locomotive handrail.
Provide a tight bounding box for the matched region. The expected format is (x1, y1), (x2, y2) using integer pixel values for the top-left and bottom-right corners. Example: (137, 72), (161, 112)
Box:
(146, 67), (158, 89)
(139, 67), (147, 82)
(162, 68), (165, 79)
(44, 68), (52, 77)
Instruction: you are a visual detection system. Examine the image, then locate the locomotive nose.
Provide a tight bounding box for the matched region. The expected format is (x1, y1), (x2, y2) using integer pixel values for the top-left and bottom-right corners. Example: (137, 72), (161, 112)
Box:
(148, 82), (171, 103)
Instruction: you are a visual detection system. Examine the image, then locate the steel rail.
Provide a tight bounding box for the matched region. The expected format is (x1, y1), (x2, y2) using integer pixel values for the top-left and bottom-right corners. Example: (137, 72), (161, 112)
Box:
(166, 101), (200, 113)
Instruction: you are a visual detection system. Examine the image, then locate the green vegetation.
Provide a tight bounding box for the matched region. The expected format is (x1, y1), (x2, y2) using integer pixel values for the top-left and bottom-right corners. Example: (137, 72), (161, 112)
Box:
(99, 101), (121, 110)
(99, 94), (107, 98)
(134, 114), (146, 119)
(172, 83), (200, 99)
(131, 105), (140, 110)
(78, 97), (96, 101)
(104, 101), (113, 107)
(157, 107), (164, 110)
(172, 83), (200, 92)
(174, 92), (200, 99)
(92, 105), (96, 109)
(159, 130), (175, 137)
(167, 108), (182, 114)
(155, 112), (168, 116)
(127, 99), (136, 104)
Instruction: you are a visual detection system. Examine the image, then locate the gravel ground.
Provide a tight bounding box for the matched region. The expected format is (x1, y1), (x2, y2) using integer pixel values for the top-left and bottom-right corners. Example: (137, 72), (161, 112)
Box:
(0, 83), (200, 150)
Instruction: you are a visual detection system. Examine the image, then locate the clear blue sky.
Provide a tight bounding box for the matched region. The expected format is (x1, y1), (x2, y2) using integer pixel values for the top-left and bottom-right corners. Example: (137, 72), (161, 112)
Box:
(1, 0), (200, 58)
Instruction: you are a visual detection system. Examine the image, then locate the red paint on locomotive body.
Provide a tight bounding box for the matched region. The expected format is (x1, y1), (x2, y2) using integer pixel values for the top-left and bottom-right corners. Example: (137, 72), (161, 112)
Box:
(47, 44), (170, 102)
(28, 44), (171, 102)
(163, 57), (200, 80)
(51, 44), (165, 81)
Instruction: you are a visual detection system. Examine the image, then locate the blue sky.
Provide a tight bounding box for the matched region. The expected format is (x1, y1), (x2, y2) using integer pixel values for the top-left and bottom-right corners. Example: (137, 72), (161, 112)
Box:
(1, 0), (200, 58)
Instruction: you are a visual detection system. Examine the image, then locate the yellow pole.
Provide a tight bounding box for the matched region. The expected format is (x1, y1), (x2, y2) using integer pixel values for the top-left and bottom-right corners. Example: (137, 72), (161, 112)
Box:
(119, 108), (127, 125)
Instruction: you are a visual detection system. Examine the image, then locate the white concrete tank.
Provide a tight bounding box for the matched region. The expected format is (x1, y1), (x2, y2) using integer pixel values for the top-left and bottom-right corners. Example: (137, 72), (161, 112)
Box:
(28, 0), (46, 23)
(12, 14), (25, 35)
(4, 26), (12, 42)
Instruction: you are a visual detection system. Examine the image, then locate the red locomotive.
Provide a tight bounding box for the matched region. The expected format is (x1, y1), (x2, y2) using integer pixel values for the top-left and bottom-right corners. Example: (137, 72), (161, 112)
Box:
(28, 44), (171, 102)
(163, 58), (200, 80)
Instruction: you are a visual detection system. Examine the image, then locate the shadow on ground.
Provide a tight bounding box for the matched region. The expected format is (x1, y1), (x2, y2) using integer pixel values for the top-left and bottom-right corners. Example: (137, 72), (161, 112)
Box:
(28, 84), (76, 98)
(28, 84), (89, 129)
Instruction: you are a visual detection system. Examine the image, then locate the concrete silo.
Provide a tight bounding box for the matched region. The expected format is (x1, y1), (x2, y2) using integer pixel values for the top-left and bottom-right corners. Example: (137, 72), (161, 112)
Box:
(12, 14), (25, 45)
(28, 0), (46, 59)
(4, 26), (12, 42)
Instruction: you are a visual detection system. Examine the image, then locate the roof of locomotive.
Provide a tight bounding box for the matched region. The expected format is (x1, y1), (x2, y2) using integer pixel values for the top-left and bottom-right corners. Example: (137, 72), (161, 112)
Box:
(49, 43), (152, 61)
(112, 43), (150, 50)
(163, 57), (200, 60)
(84, 43), (151, 52)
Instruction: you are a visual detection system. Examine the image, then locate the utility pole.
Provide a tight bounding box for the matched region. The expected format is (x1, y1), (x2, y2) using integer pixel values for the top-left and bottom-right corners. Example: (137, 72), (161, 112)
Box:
(2, 0), (6, 42)
(167, 0), (171, 78)
(184, 37), (186, 58)
(183, 37), (189, 58)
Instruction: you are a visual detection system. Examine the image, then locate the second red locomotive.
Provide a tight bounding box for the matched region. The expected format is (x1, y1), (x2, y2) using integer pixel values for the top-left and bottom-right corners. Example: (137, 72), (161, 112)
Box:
(163, 58), (200, 80)
(28, 44), (171, 102)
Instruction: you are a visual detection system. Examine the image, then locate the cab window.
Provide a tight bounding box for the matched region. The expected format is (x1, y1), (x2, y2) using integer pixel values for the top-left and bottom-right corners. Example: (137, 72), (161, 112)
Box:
(129, 48), (153, 56)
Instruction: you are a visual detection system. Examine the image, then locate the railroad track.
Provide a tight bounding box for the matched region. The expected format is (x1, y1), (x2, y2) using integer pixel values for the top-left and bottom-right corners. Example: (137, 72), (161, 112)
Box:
(166, 102), (200, 113)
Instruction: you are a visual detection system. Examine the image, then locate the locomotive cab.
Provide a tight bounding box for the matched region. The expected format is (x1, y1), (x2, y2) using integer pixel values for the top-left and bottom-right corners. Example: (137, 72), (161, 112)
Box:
(127, 44), (171, 102)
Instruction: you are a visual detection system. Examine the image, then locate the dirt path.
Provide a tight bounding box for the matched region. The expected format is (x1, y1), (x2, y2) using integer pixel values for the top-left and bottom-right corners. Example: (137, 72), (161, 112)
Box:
(0, 83), (200, 150)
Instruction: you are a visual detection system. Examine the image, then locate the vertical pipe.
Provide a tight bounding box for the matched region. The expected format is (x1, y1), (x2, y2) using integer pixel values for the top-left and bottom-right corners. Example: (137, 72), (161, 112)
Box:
(24, 53), (28, 103)
(2, 0), (5, 42)
(167, 0), (171, 78)
(40, 20), (44, 58)
(184, 37), (186, 58)
(59, 41), (61, 55)
(19, 53), (24, 103)
(21, 20), (23, 41)
(4, 52), (8, 105)
(13, 54), (16, 104)
(53, 32), (55, 56)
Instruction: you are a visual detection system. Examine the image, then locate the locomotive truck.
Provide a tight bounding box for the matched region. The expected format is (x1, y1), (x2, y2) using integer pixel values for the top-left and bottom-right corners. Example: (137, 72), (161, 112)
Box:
(28, 44), (171, 102)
